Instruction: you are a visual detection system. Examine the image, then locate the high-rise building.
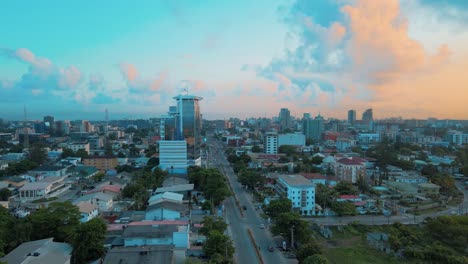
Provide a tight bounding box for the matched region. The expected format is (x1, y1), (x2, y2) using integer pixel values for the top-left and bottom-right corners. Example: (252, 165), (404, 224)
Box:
(158, 140), (188, 174)
(279, 108), (291, 131)
(303, 113), (311, 120)
(81, 120), (92, 133)
(43, 116), (54, 133)
(303, 114), (324, 142)
(173, 94), (203, 166)
(265, 132), (278, 154)
(362, 109), (373, 124)
(348, 110), (356, 125)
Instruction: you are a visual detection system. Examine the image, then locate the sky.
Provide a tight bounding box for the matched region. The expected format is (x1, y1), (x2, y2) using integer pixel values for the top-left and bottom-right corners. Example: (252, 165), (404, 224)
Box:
(1, 0), (468, 121)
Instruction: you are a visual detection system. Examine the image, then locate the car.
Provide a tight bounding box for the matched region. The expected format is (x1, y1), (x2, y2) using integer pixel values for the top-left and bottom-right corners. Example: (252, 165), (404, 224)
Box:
(268, 245), (274, 252)
(259, 224), (265, 229)
(242, 205), (247, 210)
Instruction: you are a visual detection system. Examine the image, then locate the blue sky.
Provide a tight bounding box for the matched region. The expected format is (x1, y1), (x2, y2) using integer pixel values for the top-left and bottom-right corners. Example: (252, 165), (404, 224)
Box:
(1, 0), (468, 120)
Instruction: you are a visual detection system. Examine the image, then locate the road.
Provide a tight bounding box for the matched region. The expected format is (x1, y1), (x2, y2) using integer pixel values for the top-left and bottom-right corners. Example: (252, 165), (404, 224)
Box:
(206, 136), (294, 264)
(306, 180), (468, 226)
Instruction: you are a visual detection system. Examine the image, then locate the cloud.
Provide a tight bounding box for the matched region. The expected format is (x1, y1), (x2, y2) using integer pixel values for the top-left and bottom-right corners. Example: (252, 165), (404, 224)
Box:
(0, 47), (83, 91)
(119, 63), (139, 83)
(258, 0), (468, 118)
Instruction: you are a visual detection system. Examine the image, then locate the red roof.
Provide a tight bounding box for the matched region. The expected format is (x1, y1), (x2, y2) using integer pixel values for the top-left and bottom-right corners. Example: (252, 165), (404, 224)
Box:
(336, 157), (366, 166)
(87, 185), (121, 195)
(339, 195), (360, 200)
(300, 173), (326, 180)
(128, 220), (189, 226)
(354, 201), (366, 206)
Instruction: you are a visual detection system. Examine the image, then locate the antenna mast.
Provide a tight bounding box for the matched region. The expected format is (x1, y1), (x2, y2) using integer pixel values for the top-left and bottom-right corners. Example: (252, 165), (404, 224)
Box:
(23, 105), (29, 149)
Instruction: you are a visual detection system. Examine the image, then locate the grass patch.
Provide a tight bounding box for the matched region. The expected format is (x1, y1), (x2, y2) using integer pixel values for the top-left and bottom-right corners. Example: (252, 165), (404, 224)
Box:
(325, 243), (400, 264)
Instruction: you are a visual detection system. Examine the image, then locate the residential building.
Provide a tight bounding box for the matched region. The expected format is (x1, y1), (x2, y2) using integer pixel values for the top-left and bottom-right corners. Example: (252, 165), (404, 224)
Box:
(148, 192), (184, 206)
(444, 130), (468, 145)
(122, 224), (190, 248)
(43, 115), (55, 133)
(68, 142), (90, 154)
(74, 192), (113, 212)
(0, 238), (72, 264)
(145, 201), (189, 221)
(265, 132), (278, 154)
(83, 156), (118, 172)
(276, 174), (315, 215)
(76, 201), (99, 222)
(19, 176), (66, 201)
(334, 157), (367, 183)
(303, 114), (324, 142)
(158, 140), (188, 174)
(173, 94), (203, 166)
(80, 120), (92, 133)
(278, 133), (305, 147)
(28, 165), (68, 178)
(357, 133), (380, 145)
(103, 245), (174, 264)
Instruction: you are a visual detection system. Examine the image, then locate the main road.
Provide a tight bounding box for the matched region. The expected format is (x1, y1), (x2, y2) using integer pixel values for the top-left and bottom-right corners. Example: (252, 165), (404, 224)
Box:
(206, 135), (294, 264)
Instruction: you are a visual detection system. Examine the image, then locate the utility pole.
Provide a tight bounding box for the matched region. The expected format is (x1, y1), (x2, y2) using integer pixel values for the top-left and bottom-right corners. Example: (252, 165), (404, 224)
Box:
(290, 225), (295, 250)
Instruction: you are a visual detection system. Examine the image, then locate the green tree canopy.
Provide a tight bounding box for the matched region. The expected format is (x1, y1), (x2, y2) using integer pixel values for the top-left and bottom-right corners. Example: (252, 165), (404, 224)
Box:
(264, 198), (292, 219)
(302, 254), (330, 264)
(202, 230), (234, 262)
(0, 188), (12, 201)
(71, 218), (107, 264)
(271, 212), (310, 244)
(30, 201), (81, 243)
(29, 142), (47, 165)
(296, 241), (323, 264)
(199, 216), (227, 236)
(334, 181), (358, 195)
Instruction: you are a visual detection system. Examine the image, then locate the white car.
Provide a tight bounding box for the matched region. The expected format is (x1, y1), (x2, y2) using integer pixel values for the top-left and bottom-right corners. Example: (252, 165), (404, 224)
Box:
(260, 224), (265, 229)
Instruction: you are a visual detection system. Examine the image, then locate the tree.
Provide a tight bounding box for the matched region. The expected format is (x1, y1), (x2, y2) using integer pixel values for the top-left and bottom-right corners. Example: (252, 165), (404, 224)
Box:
(302, 255), (330, 264)
(315, 184), (337, 208)
(147, 157), (159, 167)
(75, 149), (89, 159)
(271, 212), (310, 244)
(296, 241), (323, 263)
(279, 145), (297, 156)
(199, 216), (227, 236)
(29, 142), (47, 164)
(203, 230), (234, 262)
(334, 181), (358, 195)
(330, 201), (357, 216)
(61, 148), (75, 158)
(92, 172), (105, 182)
(251, 145), (262, 153)
(237, 170), (265, 190)
(264, 198), (292, 219)
(71, 218), (107, 264)
(204, 169), (230, 206)
(104, 142), (114, 156)
(30, 201), (81, 243)
(0, 189), (11, 201)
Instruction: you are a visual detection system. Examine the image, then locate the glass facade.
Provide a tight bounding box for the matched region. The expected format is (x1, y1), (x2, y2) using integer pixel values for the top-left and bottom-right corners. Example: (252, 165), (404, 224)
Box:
(173, 95), (203, 165)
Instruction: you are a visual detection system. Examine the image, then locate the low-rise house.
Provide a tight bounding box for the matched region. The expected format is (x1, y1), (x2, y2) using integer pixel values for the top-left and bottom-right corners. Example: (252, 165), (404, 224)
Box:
(300, 173), (327, 185)
(122, 224), (190, 248)
(148, 192), (184, 206)
(68, 142), (90, 154)
(19, 177), (66, 201)
(0, 238), (72, 264)
(1, 152), (26, 161)
(145, 201), (189, 221)
(74, 192), (113, 212)
(337, 195), (363, 203)
(76, 201), (99, 222)
(70, 165), (99, 179)
(87, 184), (122, 199)
(28, 165), (68, 178)
(2, 176), (28, 188)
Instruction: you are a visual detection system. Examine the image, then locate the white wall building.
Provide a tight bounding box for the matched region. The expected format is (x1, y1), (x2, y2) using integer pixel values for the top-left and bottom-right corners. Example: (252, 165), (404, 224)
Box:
(444, 131), (468, 145)
(68, 142), (90, 154)
(76, 201), (99, 222)
(357, 133), (380, 145)
(276, 174), (315, 215)
(158, 140), (188, 174)
(278, 133), (305, 147)
(265, 132), (278, 154)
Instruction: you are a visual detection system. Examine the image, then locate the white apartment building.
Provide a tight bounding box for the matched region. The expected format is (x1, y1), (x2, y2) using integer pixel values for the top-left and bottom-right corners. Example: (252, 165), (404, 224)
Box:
(265, 132), (278, 154)
(278, 133), (305, 147)
(276, 174), (315, 215)
(68, 142), (90, 154)
(158, 140), (188, 174)
(444, 131), (468, 145)
(357, 133), (380, 145)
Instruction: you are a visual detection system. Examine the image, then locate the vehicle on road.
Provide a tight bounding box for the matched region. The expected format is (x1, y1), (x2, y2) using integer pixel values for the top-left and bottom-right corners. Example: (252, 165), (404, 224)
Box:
(260, 224), (265, 229)
(242, 205), (247, 210)
(268, 245), (274, 252)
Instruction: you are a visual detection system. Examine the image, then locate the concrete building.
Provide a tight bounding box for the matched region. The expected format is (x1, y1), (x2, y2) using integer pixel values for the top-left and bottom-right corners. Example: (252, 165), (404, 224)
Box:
(83, 156), (119, 172)
(158, 140), (188, 174)
(334, 157), (367, 183)
(348, 110), (356, 126)
(76, 201), (99, 223)
(265, 132), (278, 154)
(0, 238), (72, 264)
(303, 114), (324, 142)
(279, 108), (291, 131)
(444, 130), (468, 145)
(276, 174), (315, 215)
(19, 177), (66, 201)
(278, 133), (305, 147)
(68, 142), (90, 154)
(358, 133), (380, 145)
(28, 165), (68, 178)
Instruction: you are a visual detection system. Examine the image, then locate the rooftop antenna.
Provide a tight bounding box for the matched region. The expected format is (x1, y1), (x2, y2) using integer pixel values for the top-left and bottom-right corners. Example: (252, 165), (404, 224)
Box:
(23, 105), (29, 149)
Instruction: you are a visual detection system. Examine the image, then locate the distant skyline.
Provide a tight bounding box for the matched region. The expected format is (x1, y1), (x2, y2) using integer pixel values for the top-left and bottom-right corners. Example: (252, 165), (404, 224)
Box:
(1, 0), (468, 120)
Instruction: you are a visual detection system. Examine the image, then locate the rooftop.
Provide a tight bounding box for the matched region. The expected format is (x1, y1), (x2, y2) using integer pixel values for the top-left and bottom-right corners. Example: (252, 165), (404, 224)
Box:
(122, 225), (177, 238)
(30, 165), (66, 172)
(103, 245), (173, 264)
(155, 184), (194, 193)
(0, 238), (72, 264)
(76, 201), (98, 213)
(278, 174), (314, 187)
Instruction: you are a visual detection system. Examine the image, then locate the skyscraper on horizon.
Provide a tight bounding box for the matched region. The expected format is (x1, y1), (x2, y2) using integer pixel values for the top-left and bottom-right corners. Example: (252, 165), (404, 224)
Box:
(362, 109), (373, 124)
(348, 110), (356, 125)
(279, 108), (291, 131)
(173, 94), (203, 166)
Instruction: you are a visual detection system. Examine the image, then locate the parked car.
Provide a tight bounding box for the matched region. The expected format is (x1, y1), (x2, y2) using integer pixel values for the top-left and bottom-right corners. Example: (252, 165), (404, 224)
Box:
(259, 224), (265, 229)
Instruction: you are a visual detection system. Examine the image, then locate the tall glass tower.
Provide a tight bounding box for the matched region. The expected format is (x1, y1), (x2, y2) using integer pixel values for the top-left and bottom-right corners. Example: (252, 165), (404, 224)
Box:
(173, 94), (203, 166)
